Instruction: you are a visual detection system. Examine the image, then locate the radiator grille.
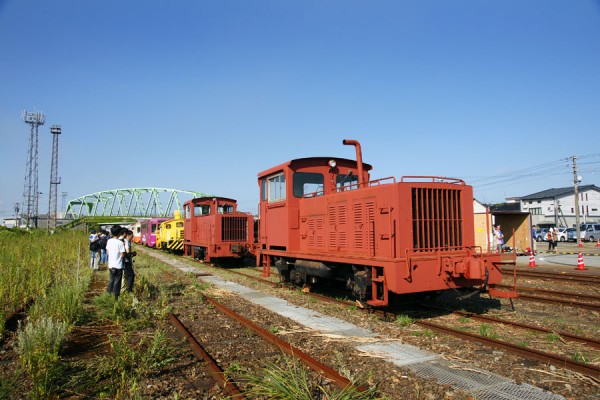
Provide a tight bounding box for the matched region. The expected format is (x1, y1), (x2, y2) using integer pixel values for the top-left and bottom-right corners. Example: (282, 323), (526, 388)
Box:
(412, 188), (462, 252)
(221, 216), (248, 242)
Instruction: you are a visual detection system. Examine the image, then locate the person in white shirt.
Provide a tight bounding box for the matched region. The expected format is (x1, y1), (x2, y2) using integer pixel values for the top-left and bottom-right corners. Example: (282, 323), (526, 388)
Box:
(106, 225), (126, 297)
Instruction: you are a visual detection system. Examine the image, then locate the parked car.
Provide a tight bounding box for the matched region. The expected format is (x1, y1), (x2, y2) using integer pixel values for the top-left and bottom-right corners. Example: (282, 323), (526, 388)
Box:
(581, 224), (600, 242)
(535, 228), (549, 242)
(566, 227), (578, 241)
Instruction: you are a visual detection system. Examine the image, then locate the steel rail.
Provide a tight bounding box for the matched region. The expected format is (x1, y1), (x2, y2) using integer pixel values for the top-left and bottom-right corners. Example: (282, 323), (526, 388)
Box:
(449, 310), (600, 350)
(416, 320), (600, 378)
(515, 293), (600, 311)
(494, 283), (600, 302)
(202, 295), (365, 392)
(501, 268), (600, 284)
(169, 313), (246, 399)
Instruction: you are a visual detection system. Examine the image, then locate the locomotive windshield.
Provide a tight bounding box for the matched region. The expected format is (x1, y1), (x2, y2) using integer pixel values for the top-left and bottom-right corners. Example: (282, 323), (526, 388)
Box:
(194, 204), (210, 216)
(218, 205), (234, 214)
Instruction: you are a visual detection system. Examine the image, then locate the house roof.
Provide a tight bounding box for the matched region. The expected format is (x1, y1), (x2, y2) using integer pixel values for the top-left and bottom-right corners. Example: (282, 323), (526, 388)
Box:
(490, 202), (524, 213)
(518, 185), (600, 200)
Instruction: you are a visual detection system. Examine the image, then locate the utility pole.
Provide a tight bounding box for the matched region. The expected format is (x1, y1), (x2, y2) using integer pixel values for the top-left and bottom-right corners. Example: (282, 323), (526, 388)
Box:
(14, 202), (20, 227)
(48, 125), (62, 231)
(61, 192), (68, 217)
(570, 156), (581, 246)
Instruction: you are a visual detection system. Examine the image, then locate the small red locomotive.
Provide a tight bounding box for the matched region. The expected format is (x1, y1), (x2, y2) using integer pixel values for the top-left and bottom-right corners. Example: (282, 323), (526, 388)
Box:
(183, 197), (255, 263)
(256, 139), (502, 307)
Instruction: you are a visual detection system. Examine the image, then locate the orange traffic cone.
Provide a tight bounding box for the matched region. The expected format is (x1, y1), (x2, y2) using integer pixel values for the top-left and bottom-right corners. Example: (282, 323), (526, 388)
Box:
(528, 250), (536, 267)
(578, 241), (583, 247)
(575, 251), (587, 271)
(596, 239), (600, 248)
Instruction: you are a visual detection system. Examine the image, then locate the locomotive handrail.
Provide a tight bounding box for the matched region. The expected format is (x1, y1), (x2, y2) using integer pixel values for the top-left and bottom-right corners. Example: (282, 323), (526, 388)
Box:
(367, 176), (397, 186)
(400, 176), (466, 184)
(333, 176), (396, 193)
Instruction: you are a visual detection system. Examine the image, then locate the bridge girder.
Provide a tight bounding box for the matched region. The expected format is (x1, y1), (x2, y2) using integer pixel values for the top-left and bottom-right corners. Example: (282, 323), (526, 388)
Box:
(65, 188), (210, 218)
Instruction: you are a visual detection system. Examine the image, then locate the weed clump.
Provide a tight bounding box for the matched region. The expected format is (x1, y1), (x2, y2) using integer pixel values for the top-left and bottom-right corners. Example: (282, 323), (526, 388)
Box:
(16, 317), (67, 399)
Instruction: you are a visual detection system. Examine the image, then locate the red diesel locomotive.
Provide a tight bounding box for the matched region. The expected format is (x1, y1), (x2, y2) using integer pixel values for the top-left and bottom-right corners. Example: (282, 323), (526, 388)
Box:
(255, 139), (503, 307)
(183, 197), (255, 263)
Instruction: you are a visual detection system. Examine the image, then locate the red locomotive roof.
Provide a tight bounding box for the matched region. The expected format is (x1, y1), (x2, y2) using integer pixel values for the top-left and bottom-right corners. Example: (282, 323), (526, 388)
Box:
(257, 157), (373, 178)
(186, 196), (238, 204)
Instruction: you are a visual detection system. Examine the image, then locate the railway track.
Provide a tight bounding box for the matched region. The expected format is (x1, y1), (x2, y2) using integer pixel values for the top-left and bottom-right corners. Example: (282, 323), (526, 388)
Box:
(168, 290), (368, 397)
(502, 268), (600, 284)
(492, 283), (600, 311)
(169, 313), (245, 399)
(224, 268), (600, 379)
(136, 247), (599, 398)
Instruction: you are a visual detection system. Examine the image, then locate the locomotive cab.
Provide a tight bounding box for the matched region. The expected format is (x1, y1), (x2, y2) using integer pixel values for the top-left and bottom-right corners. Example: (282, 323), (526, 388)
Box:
(257, 139), (502, 307)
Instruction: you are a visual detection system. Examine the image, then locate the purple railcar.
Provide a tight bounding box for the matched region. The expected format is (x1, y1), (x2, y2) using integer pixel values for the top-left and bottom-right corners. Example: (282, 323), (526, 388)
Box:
(140, 218), (169, 248)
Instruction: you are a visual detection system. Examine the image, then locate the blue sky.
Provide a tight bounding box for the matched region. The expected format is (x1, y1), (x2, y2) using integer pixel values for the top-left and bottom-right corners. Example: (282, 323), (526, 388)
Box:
(1, 0), (599, 218)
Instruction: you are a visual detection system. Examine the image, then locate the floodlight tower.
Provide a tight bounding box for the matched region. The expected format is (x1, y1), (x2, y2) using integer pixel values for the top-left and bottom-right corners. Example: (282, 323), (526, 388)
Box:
(48, 125), (62, 231)
(22, 110), (45, 228)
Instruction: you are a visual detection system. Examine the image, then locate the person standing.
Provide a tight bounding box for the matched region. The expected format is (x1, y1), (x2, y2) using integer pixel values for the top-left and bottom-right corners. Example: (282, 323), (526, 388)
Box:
(547, 228), (554, 252)
(495, 225), (504, 253)
(106, 225), (126, 298)
(122, 229), (137, 292)
(99, 230), (109, 265)
(89, 229), (100, 270)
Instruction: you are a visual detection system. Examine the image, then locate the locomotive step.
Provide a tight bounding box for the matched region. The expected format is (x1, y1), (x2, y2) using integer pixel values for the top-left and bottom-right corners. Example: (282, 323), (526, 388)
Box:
(488, 287), (519, 299)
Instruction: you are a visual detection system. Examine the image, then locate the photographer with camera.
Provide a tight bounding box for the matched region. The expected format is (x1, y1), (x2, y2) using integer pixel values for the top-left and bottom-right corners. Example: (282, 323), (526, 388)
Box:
(123, 229), (137, 292)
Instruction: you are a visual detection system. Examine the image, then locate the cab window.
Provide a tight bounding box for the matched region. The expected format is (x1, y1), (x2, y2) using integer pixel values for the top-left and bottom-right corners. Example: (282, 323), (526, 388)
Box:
(268, 173), (286, 202)
(194, 204), (210, 216)
(185, 205), (191, 219)
(218, 204), (234, 214)
(336, 173), (358, 191)
(293, 172), (324, 198)
(261, 179), (267, 201)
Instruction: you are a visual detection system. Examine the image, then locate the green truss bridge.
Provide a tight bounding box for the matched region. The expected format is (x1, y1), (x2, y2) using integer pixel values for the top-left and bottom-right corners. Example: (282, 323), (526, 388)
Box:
(65, 188), (210, 218)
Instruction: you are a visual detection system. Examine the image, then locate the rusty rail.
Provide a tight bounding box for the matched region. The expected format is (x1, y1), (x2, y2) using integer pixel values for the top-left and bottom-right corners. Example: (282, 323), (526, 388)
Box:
(169, 313), (245, 399)
(449, 310), (600, 350)
(501, 268), (600, 284)
(416, 320), (600, 379)
(203, 295), (364, 391)
(494, 283), (600, 302)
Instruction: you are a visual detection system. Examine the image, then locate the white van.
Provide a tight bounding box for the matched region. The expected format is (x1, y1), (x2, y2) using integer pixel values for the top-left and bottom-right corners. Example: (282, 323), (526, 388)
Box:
(581, 224), (600, 242)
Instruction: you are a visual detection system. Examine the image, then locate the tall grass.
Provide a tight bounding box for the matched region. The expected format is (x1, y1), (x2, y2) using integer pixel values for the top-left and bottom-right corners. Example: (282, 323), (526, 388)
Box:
(242, 357), (378, 400)
(0, 228), (92, 398)
(0, 228), (90, 334)
(16, 317), (67, 399)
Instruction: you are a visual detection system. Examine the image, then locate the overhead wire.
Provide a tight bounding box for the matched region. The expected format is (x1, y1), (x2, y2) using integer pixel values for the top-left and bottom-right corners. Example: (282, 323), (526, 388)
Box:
(465, 154), (600, 199)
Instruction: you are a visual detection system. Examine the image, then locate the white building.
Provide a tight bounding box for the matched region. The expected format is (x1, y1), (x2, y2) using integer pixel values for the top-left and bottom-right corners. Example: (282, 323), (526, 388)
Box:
(513, 185), (600, 228)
